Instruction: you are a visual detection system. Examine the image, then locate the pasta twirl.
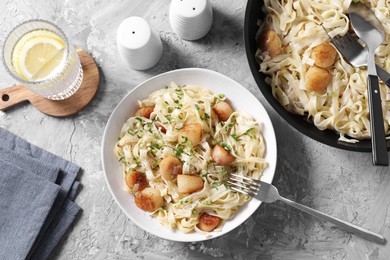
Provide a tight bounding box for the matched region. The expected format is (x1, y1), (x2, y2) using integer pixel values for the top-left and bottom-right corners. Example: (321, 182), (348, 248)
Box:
(257, 0), (390, 142)
(114, 83), (267, 234)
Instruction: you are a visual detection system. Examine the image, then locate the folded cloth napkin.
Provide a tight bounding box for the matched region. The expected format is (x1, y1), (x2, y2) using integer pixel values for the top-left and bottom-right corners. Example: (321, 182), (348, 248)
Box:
(0, 128), (82, 260)
(0, 147), (61, 183)
(68, 181), (81, 201)
(0, 161), (60, 260)
(29, 199), (81, 259)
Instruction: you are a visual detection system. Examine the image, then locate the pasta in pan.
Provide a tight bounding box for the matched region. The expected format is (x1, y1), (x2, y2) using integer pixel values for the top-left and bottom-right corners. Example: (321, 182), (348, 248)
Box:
(114, 83), (267, 233)
(256, 0), (390, 143)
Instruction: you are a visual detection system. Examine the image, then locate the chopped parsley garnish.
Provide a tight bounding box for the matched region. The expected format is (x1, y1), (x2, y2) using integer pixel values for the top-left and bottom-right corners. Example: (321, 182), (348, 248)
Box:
(231, 134), (239, 141)
(135, 117), (143, 122)
(181, 136), (189, 144)
(151, 143), (161, 149)
(244, 128), (255, 139)
(161, 206), (166, 210)
(202, 200), (214, 205)
(244, 127), (254, 133)
(219, 168), (227, 175)
(180, 199), (189, 205)
(127, 129), (139, 136)
(212, 182), (220, 190)
(175, 88), (184, 99)
(175, 146), (184, 156)
(218, 93), (225, 99)
(221, 142), (232, 152)
(168, 107), (173, 113)
(118, 156), (126, 163)
(195, 104), (200, 111)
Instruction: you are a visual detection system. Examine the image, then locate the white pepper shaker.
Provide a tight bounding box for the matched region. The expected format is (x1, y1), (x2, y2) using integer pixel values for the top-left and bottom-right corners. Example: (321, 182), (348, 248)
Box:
(117, 16), (163, 70)
(169, 0), (213, 41)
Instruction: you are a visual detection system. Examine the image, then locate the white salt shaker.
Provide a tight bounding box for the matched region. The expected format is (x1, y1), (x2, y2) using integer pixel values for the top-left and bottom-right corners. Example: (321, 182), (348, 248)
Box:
(117, 17), (163, 70)
(169, 0), (213, 41)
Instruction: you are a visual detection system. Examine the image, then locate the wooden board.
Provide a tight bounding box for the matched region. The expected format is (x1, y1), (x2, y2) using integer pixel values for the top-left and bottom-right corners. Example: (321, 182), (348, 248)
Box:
(0, 47), (100, 117)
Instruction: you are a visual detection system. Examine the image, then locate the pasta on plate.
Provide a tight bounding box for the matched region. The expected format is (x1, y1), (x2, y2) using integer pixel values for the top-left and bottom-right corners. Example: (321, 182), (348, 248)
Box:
(114, 83), (267, 234)
(256, 0), (390, 143)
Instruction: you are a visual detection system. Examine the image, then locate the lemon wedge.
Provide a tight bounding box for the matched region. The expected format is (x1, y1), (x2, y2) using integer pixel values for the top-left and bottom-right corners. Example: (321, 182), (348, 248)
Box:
(12, 30), (66, 81)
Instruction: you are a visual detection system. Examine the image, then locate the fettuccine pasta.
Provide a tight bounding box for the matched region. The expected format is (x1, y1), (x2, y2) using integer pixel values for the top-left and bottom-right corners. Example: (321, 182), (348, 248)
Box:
(114, 83), (267, 233)
(256, 0), (390, 142)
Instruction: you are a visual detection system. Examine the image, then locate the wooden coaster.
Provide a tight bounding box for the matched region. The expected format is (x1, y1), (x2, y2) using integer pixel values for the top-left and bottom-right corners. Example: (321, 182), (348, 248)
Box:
(0, 47), (100, 117)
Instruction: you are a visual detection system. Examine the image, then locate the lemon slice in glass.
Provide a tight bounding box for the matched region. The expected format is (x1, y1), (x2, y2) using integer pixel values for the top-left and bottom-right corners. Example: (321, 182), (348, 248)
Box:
(12, 30), (66, 81)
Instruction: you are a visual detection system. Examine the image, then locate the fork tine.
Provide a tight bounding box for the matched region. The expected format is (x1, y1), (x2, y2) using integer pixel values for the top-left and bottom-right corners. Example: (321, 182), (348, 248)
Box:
(333, 34), (347, 48)
(321, 25), (331, 39)
(227, 181), (258, 196)
(229, 176), (260, 189)
(345, 32), (365, 50)
(231, 173), (262, 185)
(230, 186), (254, 197)
(322, 25), (343, 48)
(345, 32), (354, 42)
(227, 179), (258, 193)
(333, 34), (343, 41)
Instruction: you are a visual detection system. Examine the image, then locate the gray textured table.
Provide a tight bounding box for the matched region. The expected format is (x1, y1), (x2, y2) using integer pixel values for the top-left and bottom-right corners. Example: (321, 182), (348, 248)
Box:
(1, 0), (390, 259)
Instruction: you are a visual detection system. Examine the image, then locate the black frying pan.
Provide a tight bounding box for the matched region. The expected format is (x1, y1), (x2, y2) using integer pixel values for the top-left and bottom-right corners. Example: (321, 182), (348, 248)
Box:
(244, 0), (390, 152)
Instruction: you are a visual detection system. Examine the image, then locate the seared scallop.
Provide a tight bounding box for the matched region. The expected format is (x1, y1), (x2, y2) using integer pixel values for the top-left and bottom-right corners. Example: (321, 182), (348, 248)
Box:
(155, 122), (167, 133)
(305, 66), (332, 94)
(178, 123), (203, 146)
(258, 29), (282, 58)
(160, 155), (183, 181)
(177, 174), (204, 194)
(134, 187), (164, 212)
(197, 213), (221, 232)
(135, 107), (154, 119)
(211, 144), (235, 165)
(125, 171), (148, 191)
(311, 43), (337, 69)
(212, 101), (234, 121)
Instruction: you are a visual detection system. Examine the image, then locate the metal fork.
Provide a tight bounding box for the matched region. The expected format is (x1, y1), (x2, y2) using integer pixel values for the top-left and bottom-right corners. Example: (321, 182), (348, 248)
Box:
(228, 173), (386, 244)
(322, 27), (390, 88)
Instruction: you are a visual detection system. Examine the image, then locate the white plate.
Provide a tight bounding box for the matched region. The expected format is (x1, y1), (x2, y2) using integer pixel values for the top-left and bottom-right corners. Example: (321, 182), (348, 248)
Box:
(101, 68), (277, 242)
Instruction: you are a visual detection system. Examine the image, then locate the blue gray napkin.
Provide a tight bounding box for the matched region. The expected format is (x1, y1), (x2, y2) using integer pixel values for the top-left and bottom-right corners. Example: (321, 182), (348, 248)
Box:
(0, 161), (60, 260)
(0, 127), (82, 260)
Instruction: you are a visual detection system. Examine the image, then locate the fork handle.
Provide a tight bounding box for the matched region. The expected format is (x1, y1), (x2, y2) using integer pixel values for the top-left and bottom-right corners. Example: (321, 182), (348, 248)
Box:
(376, 65), (390, 88)
(278, 196), (386, 244)
(367, 75), (389, 166)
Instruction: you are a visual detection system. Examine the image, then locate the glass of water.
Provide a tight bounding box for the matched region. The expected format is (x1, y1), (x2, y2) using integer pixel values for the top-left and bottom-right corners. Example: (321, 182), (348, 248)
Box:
(2, 19), (83, 100)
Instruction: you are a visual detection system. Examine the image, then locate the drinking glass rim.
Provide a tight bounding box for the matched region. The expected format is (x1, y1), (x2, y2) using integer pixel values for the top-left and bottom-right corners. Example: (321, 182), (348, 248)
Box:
(2, 19), (73, 85)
